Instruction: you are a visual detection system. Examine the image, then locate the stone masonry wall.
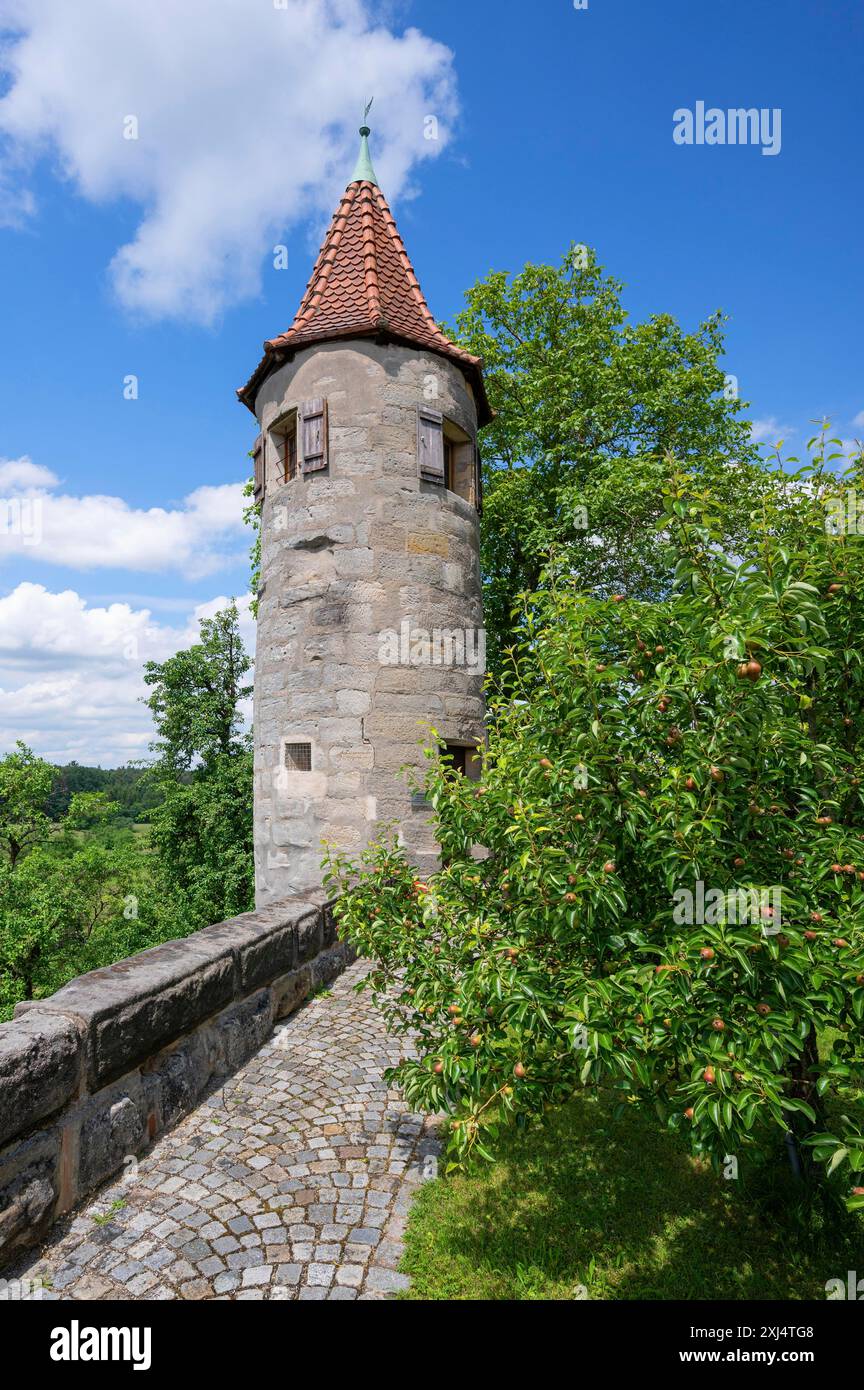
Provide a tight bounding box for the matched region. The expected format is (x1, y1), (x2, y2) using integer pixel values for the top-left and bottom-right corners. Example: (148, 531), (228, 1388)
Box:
(0, 896), (352, 1269)
(252, 339), (486, 905)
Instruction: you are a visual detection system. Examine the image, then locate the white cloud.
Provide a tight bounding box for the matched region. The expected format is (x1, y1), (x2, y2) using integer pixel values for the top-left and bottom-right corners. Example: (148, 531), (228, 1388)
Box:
(0, 457), (248, 576)
(0, 583), (254, 765)
(750, 417), (795, 444)
(852, 411), (864, 430)
(0, 0), (458, 320)
(0, 457), (59, 491)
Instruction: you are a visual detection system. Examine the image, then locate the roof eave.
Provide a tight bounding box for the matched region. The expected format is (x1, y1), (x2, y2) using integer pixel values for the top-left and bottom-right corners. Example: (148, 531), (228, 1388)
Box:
(237, 328), (492, 426)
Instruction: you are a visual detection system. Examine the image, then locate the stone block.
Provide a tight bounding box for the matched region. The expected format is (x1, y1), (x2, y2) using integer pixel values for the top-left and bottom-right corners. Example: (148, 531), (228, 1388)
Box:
(0, 1129), (60, 1265)
(228, 904), (306, 996)
(303, 635), (349, 662)
(296, 910), (324, 963)
(273, 768), (327, 800)
(287, 525), (353, 550)
(320, 822), (365, 849)
(333, 547), (375, 575)
(266, 847), (323, 892)
(335, 689), (371, 715)
(311, 942), (354, 991)
(328, 745), (375, 771)
(329, 773), (362, 796)
(375, 692), (444, 715)
(271, 817), (317, 849)
(218, 990), (273, 1073)
(407, 531), (449, 557)
(16, 931), (238, 1090)
(278, 581), (329, 609)
(317, 717), (363, 744)
(288, 692), (334, 716)
(321, 902), (339, 948)
(256, 669), (288, 697)
(363, 713), (434, 743)
(78, 1078), (148, 1193)
(308, 477), (356, 499)
(309, 599), (349, 628)
(271, 965), (312, 1019)
(150, 1029), (215, 1132)
(318, 602), (374, 632)
(0, 1012), (81, 1149)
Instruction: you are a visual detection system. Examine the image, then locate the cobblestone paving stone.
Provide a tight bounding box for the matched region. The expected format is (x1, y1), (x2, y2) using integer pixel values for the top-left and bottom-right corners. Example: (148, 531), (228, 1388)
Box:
(11, 961), (440, 1301)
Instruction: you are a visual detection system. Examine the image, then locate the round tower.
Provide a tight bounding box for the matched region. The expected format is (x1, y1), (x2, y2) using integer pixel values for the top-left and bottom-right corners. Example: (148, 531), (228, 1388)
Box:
(238, 121), (489, 906)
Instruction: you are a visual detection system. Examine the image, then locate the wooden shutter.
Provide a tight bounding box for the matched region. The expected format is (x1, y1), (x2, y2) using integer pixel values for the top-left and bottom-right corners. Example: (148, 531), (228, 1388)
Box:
(418, 407), (444, 482)
(300, 398), (328, 473)
(252, 434), (265, 501)
(451, 440), (477, 503)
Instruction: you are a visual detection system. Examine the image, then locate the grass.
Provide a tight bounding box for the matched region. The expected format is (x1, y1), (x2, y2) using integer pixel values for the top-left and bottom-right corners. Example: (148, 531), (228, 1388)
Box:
(92, 1199), (126, 1227)
(400, 1093), (864, 1300)
(46, 820), (152, 852)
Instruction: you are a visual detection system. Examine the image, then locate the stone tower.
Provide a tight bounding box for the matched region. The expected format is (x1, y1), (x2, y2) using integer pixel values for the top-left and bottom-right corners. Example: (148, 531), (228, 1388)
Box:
(238, 121), (489, 907)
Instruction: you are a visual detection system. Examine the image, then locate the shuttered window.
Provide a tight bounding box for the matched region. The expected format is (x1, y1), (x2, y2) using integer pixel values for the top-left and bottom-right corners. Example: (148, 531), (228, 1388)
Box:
(451, 440), (478, 505)
(418, 407), (445, 482)
(272, 412), (297, 481)
(252, 435), (265, 501)
(284, 426), (298, 481)
(300, 398), (329, 473)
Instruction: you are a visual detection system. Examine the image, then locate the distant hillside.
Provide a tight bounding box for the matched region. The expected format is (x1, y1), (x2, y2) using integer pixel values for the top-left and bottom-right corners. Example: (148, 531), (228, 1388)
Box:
(46, 762), (163, 824)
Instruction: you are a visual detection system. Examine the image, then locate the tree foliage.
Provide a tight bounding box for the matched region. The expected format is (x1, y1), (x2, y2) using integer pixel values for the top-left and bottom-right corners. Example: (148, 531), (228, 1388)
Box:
(243, 476), (261, 620)
(44, 763), (161, 824)
(329, 434), (864, 1208)
(0, 741), (53, 868)
(0, 604), (256, 1019)
(143, 601), (254, 926)
(446, 245), (769, 673)
(0, 743), (149, 1015)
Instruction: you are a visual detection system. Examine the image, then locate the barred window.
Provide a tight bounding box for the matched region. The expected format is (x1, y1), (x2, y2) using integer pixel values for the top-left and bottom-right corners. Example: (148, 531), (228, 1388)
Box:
(284, 742), (312, 771)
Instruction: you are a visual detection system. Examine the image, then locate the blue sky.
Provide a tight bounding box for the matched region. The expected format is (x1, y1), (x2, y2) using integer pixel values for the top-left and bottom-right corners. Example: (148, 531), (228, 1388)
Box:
(0, 0), (861, 763)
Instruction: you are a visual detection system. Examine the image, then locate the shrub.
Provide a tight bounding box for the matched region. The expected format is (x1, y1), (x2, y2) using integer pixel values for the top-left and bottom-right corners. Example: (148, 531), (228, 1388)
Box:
(328, 443), (864, 1208)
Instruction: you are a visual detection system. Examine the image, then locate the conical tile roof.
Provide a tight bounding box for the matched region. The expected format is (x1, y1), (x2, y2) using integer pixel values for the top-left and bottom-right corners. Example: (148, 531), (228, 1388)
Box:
(238, 175), (489, 423)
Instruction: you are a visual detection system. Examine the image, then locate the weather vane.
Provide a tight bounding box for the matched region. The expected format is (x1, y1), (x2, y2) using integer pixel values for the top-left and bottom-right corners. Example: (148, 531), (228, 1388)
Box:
(362, 97), (373, 130)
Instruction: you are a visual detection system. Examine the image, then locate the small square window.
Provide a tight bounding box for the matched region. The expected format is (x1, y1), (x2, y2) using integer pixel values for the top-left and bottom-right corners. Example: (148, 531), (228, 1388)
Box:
(444, 743), (482, 779)
(284, 742), (312, 771)
(444, 743), (467, 775)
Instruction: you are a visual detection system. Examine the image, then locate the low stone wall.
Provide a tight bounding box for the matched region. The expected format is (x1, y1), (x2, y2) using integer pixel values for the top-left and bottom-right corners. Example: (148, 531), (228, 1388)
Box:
(0, 896), (352, 1269)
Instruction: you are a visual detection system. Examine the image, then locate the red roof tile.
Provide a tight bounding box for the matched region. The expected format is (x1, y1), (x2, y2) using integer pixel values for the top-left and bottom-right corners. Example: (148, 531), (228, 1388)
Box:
(238, 180), (490, 424)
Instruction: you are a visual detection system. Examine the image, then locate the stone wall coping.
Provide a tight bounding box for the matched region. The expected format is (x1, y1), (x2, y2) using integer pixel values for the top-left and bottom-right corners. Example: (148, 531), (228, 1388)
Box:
(0, 894), (348, 1268)
(12, 899), (319, 1090)
(0, 1012), (82, 1151)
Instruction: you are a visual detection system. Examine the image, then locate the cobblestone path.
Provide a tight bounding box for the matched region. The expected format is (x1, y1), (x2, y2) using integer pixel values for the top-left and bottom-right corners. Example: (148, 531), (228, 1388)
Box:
(10, 961), (439, 1301)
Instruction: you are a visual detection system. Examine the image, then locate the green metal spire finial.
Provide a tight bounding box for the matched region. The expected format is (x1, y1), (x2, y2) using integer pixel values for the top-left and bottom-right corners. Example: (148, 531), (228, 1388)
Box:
(352, 97), (378, 185)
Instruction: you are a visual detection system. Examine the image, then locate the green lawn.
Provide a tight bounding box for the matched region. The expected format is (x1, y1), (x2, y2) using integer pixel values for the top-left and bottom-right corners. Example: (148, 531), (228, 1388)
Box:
(400, 1094), (864, 1300)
